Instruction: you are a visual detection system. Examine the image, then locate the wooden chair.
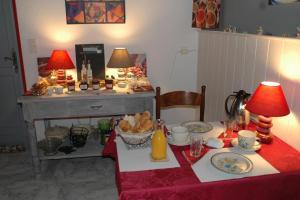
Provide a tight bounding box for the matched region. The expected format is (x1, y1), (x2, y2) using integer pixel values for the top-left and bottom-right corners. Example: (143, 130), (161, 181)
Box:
(155, 85), (206, 121)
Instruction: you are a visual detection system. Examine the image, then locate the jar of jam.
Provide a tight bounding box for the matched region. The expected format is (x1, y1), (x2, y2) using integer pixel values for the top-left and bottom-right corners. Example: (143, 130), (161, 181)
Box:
(79, 81), (88, 90)
(92, 79), (100, 90)
(105, 79), (113, 90)
(67, 80), (75, 92)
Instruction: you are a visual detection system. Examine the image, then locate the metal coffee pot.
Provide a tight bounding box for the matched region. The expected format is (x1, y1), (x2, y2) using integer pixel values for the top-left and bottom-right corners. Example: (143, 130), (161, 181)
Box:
(225, 90), (251, 130)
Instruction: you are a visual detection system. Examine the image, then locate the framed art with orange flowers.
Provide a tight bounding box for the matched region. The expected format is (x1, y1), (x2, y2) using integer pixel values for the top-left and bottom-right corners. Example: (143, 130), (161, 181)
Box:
(65, 0), (125, 24)
(192, 0), (220, 29)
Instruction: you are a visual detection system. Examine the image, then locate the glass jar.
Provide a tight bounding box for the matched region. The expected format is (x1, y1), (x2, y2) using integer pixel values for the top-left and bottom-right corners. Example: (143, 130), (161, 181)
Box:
(79, 81), (88, 90)
(92, 79), (100, 90)
(105, 79), (113, 90)
(67, 80), (75, 92)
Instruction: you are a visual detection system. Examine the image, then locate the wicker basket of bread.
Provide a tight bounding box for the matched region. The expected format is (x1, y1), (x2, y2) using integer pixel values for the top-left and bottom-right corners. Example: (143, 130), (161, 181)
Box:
(117, 111), (154, 149)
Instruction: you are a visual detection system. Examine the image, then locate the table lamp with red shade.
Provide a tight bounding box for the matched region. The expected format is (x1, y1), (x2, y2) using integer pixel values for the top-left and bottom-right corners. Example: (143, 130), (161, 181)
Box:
(46, 50), (75, 85)
(245, 81), (290, 144)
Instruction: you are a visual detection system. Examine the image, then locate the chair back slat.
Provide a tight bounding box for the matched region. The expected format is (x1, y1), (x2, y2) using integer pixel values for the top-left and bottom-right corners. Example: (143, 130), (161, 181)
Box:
(155, 85), (206, 121)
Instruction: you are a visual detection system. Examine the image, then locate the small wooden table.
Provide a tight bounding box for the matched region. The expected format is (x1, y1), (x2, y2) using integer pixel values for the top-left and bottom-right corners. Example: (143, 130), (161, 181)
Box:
(18, 88), (155, 174)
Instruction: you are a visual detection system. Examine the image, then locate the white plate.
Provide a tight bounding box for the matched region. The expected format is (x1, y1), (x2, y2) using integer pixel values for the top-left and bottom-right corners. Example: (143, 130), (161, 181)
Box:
(167, 135), (190, 146)
(181, 121), (213, 133)
(231, 138), (261, 152)
(211, 152), (253, 174)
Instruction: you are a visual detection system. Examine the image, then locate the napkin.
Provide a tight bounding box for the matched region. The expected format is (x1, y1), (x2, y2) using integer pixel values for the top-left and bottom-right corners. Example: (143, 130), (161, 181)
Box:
(206, 138), (224, 149)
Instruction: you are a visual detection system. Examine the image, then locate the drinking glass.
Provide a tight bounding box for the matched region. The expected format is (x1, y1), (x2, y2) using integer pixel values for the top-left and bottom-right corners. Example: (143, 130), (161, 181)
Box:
(223, 119), (235, 138)
(98, 119), (110, 145)
(190, 134), (203, 158)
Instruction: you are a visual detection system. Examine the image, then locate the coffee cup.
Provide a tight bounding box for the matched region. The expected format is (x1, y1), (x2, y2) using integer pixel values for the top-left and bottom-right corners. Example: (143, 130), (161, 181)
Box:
(238, 130), (256, 149)
(171, 126), (189, 143)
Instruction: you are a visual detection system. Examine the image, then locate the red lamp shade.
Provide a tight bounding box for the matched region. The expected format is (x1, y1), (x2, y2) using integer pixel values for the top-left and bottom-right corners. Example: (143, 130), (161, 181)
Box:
(46, 50), (75, 70)
(245, 81), (290, 117)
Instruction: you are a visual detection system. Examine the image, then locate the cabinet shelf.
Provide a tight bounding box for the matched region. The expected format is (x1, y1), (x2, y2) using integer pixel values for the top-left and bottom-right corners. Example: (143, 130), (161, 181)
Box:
(39, 138), (104, 160)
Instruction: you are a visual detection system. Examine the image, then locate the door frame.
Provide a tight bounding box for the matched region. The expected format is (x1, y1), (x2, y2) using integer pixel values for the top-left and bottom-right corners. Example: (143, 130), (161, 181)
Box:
(11, 0), (27, 93)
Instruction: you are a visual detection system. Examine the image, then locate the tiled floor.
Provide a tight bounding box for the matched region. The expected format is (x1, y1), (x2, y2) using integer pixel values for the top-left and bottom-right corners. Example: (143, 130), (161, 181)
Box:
(0, 153), (118, 200)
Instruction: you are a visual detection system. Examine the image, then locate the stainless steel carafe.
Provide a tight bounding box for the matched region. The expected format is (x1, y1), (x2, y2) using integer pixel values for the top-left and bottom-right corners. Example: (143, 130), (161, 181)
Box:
(225, 90), (251, 130)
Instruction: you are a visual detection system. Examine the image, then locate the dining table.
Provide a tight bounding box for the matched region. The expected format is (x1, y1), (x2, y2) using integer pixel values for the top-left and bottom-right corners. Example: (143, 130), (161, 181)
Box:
(102, 122), (300, 200)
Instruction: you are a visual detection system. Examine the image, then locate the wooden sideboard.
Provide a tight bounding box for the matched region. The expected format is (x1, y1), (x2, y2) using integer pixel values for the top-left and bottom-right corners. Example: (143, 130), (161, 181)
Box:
(18, 89), (155, 174)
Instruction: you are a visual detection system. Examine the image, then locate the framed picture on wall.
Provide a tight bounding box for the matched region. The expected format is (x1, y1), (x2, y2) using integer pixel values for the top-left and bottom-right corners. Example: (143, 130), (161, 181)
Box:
(129, 54), (147, 78)
(65, 1), (85, 24)
(37, 57), (51, 77)
(192, 0), (221, 29)
(75, 44), (105, 81)
(65, 0), (125, 24)
(269, 0), (300, 5)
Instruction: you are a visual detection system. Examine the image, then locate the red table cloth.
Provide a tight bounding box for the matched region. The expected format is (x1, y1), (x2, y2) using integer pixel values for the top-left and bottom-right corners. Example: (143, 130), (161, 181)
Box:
(103, 131), (300, 200)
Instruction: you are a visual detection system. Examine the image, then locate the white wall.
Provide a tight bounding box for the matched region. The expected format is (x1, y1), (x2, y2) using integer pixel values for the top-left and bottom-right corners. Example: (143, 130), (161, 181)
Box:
(16, 0), (199, 124)
(198, 30), (300, 151)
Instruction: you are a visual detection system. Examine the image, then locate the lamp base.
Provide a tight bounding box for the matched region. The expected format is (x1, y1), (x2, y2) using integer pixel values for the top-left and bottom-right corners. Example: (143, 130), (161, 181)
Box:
(257, 132), (273, 144)
(256, 115), (273, 144)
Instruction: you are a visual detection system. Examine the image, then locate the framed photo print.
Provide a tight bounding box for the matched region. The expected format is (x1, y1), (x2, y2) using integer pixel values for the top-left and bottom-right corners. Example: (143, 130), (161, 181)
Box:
(129, 54), (147, 78)
(65, 0), (125, 24)
(37, 57), (51, 77)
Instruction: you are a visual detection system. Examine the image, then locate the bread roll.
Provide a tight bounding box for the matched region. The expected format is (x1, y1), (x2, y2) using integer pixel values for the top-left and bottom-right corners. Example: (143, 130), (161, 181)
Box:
(119, 120), (131, 132)
(132, 121), (141, 133)
(141, 111), (151, 120)
(141, 119), (153, 132)
(134, 113), (141, 122)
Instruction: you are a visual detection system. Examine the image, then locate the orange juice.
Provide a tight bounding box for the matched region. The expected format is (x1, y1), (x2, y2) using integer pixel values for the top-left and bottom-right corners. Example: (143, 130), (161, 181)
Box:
(151, 120), (167, 160)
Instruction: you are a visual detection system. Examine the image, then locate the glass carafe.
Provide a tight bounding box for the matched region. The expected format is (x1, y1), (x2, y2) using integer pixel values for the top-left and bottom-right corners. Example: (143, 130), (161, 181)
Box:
(151, 119), (167, 160)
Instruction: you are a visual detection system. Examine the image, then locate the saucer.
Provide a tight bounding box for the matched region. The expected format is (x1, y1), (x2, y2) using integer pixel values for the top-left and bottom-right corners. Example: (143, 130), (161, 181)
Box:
(167, 135), (190, 146)
(231, 138), (261, 152)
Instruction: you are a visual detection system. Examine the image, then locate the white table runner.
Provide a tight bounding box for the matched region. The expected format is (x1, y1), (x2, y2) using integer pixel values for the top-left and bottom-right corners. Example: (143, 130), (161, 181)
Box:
(116, 137), (180, 172)
(192, 147), (279, 182)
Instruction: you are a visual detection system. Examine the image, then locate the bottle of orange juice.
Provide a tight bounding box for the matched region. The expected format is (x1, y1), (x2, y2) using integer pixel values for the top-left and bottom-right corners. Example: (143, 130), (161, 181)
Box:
(151, 119), (167, 160)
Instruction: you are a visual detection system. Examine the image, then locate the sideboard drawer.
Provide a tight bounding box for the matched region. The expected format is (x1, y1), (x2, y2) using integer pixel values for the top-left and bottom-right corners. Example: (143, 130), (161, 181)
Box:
(23, 97), (153, 120)
(67, 99), (125, 116)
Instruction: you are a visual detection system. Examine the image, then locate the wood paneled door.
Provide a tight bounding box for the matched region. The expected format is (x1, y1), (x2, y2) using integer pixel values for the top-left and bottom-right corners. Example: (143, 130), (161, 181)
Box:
(0, 0), (25, 145)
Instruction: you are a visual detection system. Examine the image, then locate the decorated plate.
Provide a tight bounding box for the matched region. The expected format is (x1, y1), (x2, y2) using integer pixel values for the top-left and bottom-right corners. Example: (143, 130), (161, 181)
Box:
(181, 121), (213, 133)
(211, 152), (253, 174)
